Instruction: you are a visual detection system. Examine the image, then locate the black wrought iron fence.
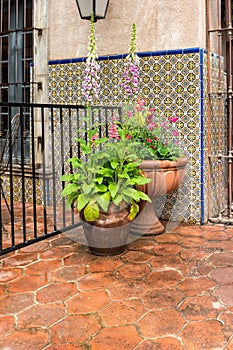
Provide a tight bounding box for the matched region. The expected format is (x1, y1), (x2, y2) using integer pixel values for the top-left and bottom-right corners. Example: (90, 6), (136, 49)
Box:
(0, 102), (121, 255)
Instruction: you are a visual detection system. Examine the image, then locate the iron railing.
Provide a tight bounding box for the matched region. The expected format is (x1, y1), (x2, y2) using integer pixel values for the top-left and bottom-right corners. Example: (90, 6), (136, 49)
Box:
(207, 0), (233, 223)
(0, 102), (121, 255)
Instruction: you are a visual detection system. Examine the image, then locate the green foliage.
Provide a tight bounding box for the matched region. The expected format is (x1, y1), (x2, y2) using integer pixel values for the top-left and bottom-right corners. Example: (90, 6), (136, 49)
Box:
(61, 122), (151, 222)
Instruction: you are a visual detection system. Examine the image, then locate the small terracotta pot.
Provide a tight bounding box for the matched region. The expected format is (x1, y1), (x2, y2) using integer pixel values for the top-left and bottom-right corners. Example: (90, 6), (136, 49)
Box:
(81, 183), (148, 256)
(81, 206), (131, 256)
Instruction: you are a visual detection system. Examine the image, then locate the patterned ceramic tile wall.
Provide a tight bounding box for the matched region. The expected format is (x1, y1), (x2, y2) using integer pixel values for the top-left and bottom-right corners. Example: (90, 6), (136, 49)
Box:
(48, 48), (204, 224)
(2, 175), (42, 204)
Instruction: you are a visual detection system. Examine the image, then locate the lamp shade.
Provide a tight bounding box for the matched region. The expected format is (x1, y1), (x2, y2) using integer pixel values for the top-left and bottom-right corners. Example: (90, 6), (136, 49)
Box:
(76, 0), (109, 21)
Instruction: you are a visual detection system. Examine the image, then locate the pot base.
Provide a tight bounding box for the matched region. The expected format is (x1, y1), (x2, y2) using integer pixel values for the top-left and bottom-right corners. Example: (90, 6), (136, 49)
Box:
(88, 245), (126, 256)
(130, 202), (165, 236)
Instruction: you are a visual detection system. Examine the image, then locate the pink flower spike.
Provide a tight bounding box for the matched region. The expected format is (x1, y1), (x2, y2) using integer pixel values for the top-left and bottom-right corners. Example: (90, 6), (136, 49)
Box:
(148, 122), (156, 131)
(91, 134), (99, 142)
(109, 123), (120, 139)
(172, 130), (179, 137)
(147, 138), (152, 143)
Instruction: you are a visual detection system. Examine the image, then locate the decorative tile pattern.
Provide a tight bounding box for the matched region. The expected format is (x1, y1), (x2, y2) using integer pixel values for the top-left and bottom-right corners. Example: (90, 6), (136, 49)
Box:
(2, 175), (42, 204)
(48, 48), (227, 223)
(48, 48), (204, 224)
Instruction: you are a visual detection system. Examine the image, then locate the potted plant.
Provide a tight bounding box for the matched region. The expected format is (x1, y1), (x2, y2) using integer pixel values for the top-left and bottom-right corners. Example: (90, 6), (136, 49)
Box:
(122, 98), (187, 235)
(62, 16), (186, 251)
(61, 14), (150, 255)
(120, 23), (187, 235)
(61, 120), (151, 255)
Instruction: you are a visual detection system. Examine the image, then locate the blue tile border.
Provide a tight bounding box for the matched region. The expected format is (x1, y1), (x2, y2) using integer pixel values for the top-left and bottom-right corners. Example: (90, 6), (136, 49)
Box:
(199, 48), (205, 224)
(48, 47), (203, 65)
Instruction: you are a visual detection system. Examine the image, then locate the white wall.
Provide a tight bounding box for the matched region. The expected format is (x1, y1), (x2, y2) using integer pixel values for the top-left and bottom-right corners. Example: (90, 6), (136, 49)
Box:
(49, 0), (207, 60)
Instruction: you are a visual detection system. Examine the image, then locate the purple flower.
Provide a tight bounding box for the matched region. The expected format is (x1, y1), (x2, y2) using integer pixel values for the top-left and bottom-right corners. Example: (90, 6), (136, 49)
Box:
(122, 24), (140, 99)
(109, 118), (120, 139)
(82, 14), (100, 106)
(172, 130), (179, 137)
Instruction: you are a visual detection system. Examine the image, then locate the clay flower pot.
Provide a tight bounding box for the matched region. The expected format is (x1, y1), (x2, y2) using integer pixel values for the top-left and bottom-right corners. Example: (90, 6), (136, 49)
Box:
(131, 158), (187, 235)
(81, 186), (148, 256)
(81, 203), (132, 256)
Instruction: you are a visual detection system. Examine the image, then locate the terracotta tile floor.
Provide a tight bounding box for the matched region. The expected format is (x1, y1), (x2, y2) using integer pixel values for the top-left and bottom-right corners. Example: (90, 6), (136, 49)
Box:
(1, 221), (233, 350)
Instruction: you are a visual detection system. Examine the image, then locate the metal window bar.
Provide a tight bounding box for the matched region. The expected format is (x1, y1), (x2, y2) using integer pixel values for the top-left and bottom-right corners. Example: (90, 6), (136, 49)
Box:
(0, 112), (20, 211)
(207, 0), (233, 223)
(0, 0), (34, 161)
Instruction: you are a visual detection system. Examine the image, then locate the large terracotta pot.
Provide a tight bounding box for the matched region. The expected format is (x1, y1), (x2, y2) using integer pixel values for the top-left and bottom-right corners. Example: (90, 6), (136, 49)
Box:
(131, 158), (187, 235)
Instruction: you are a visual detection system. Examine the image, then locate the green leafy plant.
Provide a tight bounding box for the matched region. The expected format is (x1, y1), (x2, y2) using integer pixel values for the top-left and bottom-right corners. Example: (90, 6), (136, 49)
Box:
(61, 123), (151, 222)
(123, 97), (183, 160)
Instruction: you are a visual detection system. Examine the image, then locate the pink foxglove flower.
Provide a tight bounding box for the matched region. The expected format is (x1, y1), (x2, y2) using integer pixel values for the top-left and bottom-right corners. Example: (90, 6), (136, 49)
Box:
(82, 13), (100, 106)
(127, 110), (133, 118)
(109, 118), (120, 139)
(122, 23), (140, 99)
(91, 134), (99, 147)
(172, 130), (179, 137)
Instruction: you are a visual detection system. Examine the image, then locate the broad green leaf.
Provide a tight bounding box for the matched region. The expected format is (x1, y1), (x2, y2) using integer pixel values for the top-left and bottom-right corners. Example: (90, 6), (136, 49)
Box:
(60, 174), (75, 182)
(138, 191), (151, 202)
(66, 192), (79, 207)
(89, 128), (99, 138)
(130, 176), (151, 185)
(95, 176), (103, 184)
(77, 194), (89, 211)
(118, 173), (130, 179)
(95, 183), (108, 192)
(82, 183), (93, 195)
(123, 187), (140, 201)
(68, 157), (82, 168)
(62, 183), (79, 196)
(127, 202), (139, 221)
(80, 144), (91, 154)
(98, 168), (114, 177)
(96, 192), (111, 212)
(110, 160), (119, 169)
(112, 195), (123, 206)
(117, 127), (125, 139)
(73, 137), (87, 144)
(124, 162), (141, 171)
(84, 203), (99, 222)
(95, 137), (109, 145)
(108, 183), (119, 198)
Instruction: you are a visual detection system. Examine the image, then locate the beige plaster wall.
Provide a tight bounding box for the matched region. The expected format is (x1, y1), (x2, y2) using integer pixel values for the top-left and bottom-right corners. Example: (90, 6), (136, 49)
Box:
(49, 0), (207, 60)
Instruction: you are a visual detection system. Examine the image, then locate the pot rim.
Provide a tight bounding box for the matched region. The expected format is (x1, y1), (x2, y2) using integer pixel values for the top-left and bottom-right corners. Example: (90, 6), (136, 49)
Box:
(140, 157), (187, 170)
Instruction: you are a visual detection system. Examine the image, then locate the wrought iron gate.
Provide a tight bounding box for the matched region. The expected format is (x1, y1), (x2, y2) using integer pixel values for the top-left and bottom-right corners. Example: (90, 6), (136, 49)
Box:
(0, 102), (121, 256)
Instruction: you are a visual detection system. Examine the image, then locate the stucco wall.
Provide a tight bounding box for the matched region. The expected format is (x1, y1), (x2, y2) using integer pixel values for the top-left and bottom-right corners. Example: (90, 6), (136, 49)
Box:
(49, 0), (206, 60)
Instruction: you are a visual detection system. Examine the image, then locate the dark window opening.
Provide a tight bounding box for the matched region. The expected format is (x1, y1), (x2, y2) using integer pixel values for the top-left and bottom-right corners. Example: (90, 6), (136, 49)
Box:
(0, 0), (33, 164)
